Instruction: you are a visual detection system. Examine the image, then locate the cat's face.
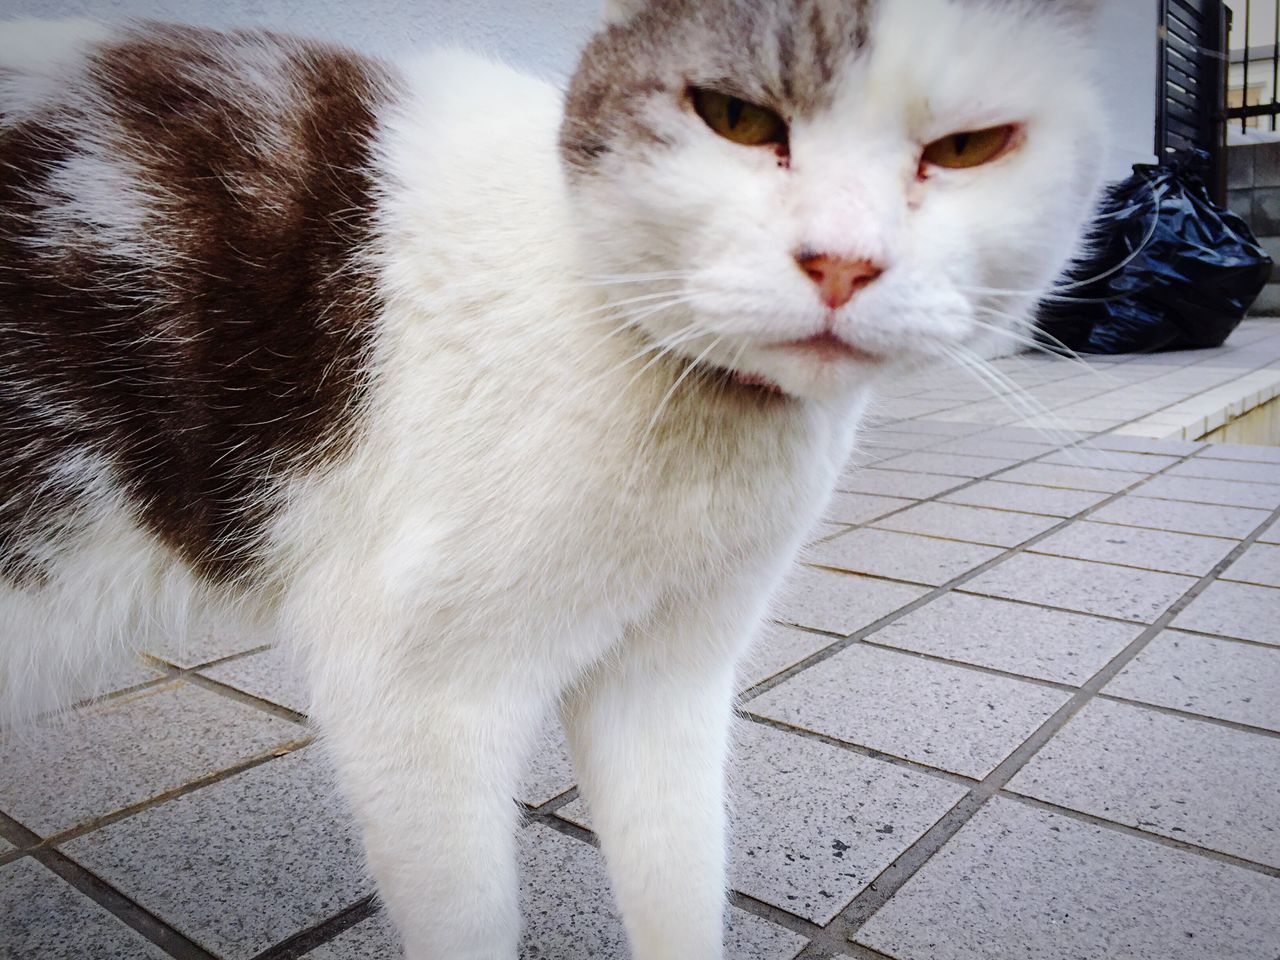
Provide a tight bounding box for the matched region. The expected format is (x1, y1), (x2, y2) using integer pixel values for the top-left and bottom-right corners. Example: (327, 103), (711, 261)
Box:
(561, 0), (1105, 401)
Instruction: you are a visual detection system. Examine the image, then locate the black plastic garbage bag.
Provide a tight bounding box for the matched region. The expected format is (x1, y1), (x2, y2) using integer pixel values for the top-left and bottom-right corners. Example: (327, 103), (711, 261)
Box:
(1037, 156), (1272, 354)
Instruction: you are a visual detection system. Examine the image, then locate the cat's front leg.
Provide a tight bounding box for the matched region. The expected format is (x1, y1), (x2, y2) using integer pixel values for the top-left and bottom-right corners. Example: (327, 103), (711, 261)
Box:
(561, 617), (747, 960)
(309, 656), (548, 960)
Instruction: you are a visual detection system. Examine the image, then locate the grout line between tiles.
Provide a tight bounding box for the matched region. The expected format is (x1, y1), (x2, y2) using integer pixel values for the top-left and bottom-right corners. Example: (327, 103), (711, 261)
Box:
(823, 500), (1280, 947)
(182, 672), (310, 726)
(745, 440), (1216, 706)
(28, 738), (314, 854)
(744, 714), (979, 790)
(524, 784), (581, 819)
(525, 805), (599, 848)
(32, 846), (220, 960)
(727, 890), (823, 943)
(144, 643), (274, 674)
(1151, 624), (1280, 650)
(853, 638), (1080, 692)
(1093, 692), (1280, 740)
(249, 894), (380, 960)
(996, 792), (1280, 878)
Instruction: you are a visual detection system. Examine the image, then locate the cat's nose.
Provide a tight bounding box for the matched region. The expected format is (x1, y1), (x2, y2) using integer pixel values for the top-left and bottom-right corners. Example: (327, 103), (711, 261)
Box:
(795, 252), (884, 310)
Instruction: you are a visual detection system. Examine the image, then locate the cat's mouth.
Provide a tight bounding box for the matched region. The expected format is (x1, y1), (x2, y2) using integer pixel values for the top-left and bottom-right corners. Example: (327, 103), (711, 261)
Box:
(767, 331), (885, 365)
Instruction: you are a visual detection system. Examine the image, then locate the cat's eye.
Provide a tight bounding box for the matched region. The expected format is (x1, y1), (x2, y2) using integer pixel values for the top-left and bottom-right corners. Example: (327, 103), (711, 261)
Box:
(691, 89), (788, 148)
(921, 125), (1017, 170)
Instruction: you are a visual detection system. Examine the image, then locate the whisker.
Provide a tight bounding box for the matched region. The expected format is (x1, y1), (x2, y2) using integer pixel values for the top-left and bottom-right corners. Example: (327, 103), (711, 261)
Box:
(960, 177), (1163, 300)
(943, 344), (1078, 444)
(968, 308), (1121, 388)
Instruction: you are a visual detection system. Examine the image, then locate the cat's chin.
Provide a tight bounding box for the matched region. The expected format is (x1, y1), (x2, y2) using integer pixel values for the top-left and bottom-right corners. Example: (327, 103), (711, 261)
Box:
(723, 334), (892, 402)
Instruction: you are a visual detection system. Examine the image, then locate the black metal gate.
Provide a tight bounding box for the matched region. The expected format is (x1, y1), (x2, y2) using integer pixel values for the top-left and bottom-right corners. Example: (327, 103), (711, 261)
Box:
(1157, 0), (1231, 201)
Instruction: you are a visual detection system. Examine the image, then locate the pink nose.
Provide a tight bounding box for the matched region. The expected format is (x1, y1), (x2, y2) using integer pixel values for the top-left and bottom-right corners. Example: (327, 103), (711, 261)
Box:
(795, 252), (884, 309)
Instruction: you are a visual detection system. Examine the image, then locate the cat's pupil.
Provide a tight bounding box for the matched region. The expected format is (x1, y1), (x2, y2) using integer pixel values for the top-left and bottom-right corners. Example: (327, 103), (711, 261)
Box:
(726, 97), (744, 129)
(952, 132), (971, 155)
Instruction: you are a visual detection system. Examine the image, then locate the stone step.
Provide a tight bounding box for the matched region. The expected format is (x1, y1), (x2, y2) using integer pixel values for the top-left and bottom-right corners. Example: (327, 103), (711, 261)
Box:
(1251, 281), (1280, 316)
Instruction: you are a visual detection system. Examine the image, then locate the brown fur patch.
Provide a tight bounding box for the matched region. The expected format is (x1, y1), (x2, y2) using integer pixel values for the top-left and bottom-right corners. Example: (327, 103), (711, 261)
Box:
(561, 0), (877, 172)
(0, 26), (396, 585)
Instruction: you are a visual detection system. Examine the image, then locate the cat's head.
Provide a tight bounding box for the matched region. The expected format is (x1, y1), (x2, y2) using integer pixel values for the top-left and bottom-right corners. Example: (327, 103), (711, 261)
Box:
(560, 0), (1105, 401)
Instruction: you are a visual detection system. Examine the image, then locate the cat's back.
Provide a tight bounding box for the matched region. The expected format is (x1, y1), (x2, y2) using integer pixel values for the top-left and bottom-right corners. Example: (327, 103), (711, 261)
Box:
(0, 21), (399, 586)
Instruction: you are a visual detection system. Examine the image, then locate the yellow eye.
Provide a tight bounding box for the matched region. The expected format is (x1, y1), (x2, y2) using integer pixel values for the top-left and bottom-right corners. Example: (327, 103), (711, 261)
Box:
(921, 125), (1017, 170)
(691, 89), (788, 148)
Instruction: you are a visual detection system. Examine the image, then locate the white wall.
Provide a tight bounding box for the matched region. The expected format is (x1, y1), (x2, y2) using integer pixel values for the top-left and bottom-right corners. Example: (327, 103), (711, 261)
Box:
(3, 0), (1157, 180)
(1093, 0), (1161, 180)
(1226, 0), (1274, 52)
(0, 0), (603, 80)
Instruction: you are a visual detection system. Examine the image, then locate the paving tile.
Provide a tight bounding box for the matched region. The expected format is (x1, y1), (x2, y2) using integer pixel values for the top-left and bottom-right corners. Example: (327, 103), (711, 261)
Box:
(144, 625), (268, 669)
(836, 468), (968, 500)
(1040, 448), (1180, 473)
(1136, 474), (1280, 511)
(748, 645), (1069, 778)
(998, 462), (1146, 493)
(853, 796), (1280, 960)
(1084, 434), (1206, 456)
(62, 747), (369, 960)
(772, 566), (928, 636)
(0, 837), (14, 854)
(737, 623), (838, 692)
(302, 910), (400, 960)
(870, 593), (1141, 685)
(1262, 519), (1280, 545)
(1105, 630), (1280, 733)
(822, 492), (914, 525)
(929, 438), (1057, 460)
(963, 554), (1195, 623)
(978, 426), (1086, 446)
(518, 721), (576, 808)
(879, 420), (988, 436)
(1029, 521), (1237, 577)
(1168, 457), (1280, 485)
(0, 858), (170, 960)
(76, 655), (166, 703)
(805, 521), (849, 545)
(941, 480), (1108, 518)
(1222, 542), (1280, 588)
(0, 681), (302, 836)
(879, 398), (963, 420)
(858, 430), (949, 451)
(847, 447), (913, 467)
(1089, 495), (1271, 539)
(871, 501), (1059, 548)
(1172, 581), (1280, 646)
(523, 821), (809, 958)
(201, 646), (310, 714)
(728, 723), (966, 924)
(875, 452), (1020, 479)
(1199, 442), (1280, 464)
(806, 529), (1003, 587)
(560, 723), (966, 925)
(1007, 699), (1280, 867)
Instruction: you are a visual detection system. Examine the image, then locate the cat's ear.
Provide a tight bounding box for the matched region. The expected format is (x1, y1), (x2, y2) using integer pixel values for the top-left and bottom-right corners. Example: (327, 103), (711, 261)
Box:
(602, 0), (647, 26)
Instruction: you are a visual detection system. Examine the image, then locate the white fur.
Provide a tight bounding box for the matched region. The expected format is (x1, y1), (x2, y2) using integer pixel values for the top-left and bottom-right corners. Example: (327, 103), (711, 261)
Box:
(0, 5), (1104, 958)
(574, 0), (1105, 396)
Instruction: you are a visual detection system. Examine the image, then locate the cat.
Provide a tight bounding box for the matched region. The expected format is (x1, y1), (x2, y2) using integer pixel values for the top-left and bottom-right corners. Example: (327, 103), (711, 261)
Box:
(0, 1), (1105, 957)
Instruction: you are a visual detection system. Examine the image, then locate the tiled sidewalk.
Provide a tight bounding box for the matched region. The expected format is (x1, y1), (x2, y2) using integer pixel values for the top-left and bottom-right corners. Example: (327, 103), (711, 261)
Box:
(3, 322), (1280, 960)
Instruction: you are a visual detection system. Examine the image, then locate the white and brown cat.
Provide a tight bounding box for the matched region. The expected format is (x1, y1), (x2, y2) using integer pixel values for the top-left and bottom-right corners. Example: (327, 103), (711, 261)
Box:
(0, 2), (1104, 956)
